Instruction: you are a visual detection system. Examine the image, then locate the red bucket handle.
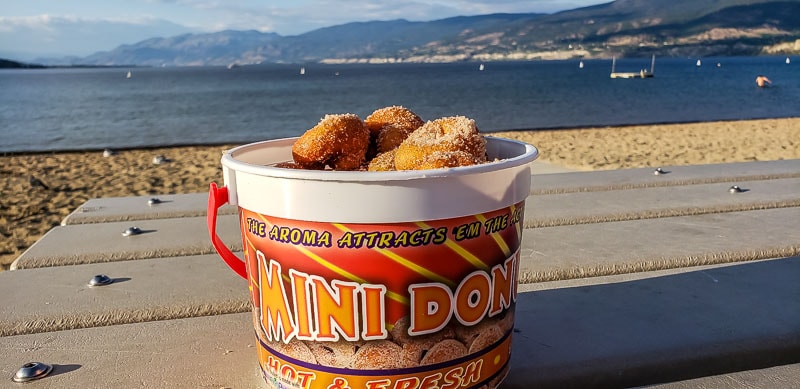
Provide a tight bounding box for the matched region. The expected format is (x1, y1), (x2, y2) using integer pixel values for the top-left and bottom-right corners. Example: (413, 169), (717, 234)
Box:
(208, 182), (247, 279)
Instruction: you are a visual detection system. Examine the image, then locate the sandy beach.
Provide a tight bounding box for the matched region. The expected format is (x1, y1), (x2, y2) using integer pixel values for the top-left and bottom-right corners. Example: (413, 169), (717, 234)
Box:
(2, 117), (799, 270)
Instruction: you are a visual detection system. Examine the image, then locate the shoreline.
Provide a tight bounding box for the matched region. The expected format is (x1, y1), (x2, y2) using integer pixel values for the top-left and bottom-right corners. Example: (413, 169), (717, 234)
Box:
(2, 117), (799, 270)
(3, 116), (799, 156)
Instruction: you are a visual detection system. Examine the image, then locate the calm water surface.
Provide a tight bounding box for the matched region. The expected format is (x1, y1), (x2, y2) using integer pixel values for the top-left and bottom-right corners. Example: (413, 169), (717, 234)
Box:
(1, 56), (798, 152)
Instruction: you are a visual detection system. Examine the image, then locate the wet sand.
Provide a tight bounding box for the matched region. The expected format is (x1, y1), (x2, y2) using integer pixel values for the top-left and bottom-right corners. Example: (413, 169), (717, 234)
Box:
(2, 117), (799, 270)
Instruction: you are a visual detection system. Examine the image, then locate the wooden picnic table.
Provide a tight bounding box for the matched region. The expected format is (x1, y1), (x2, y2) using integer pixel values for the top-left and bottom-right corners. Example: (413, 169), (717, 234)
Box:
(1, 159), (799, 388)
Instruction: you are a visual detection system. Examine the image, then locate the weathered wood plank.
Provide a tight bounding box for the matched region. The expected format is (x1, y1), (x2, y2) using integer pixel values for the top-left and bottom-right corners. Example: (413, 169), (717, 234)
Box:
(1, 254), (249, 337)
(14, 207), (800, 285)
(61, 192), (236, 225)
(525, 177), (800, 227)
(11, 216), (242, 269)
(518, 207), (800, 282)
(2, 257), (797, 388)
(505, 256), (800, 388)
(531, 159), (800, 194)
(0, 313), (262, 388)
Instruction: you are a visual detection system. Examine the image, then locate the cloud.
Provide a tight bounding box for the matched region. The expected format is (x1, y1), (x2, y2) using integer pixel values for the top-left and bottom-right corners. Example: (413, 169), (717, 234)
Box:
(0, 0), (603, 61)
(172, 0), (468, 35)
(175, 0), (592, 35)
(0, 14), (195, 60)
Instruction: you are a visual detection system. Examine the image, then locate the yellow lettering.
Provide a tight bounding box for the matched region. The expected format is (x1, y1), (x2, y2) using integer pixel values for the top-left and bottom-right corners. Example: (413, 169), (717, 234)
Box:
(409, 250), (518, 334)
(489, 254), (516, 317)
(454, 271), (491, 326)
(409, 283), (453, 335)
(366, 379), (391, 389)
(420, 373), (443, 389)
(296, 371), (316, 389)
(461, 360), (483, 386)
(257, 252), (295, 342)
(394, 377), (419, 389)
(311, 277), (359, 341)
(441, 367), (463, 389)
(289, 270), (314, 340)
(361, 284), (388, 340)
(264, 356), (317, 389)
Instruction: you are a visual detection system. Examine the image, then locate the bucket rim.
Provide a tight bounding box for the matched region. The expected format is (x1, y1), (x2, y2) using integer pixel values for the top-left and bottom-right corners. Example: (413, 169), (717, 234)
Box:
(222, 136), (539, 182)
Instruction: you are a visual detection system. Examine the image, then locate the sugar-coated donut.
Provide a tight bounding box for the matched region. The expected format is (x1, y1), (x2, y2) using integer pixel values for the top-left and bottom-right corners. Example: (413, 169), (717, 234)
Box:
(419, 339), (468, 365)
(467, 324), (504, 353)
(367, 149), (397, 172)
(283, 109), (491, 172)
(364, 106), (424, 136)
(375, 124), (415, 154)
(365, 106), (424, 159)
(350, 340), (407, 369)
(394, 116), (487, 171)
(306, 340), (360, 367)
(292, 113), (370, 171)
(268, 339), (317, 364)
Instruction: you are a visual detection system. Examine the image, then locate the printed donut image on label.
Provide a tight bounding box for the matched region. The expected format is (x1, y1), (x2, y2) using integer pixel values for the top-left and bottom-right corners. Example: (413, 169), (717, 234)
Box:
(239, 202), (525, 389)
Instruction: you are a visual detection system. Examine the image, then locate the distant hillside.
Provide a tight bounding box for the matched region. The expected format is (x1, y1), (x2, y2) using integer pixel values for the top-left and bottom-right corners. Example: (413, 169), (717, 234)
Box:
(411, 0), (800, 61)
(78, 30), (281, 67)
(0, 58), (46, 69)
(37, 0), (800, 66)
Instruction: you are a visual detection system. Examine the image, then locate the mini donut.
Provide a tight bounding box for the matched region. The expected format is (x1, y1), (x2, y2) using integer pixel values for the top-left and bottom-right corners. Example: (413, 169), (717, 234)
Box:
(350, 340), (407, 369)
(419, 339), (468, 365)
(389, 315), (455, 345)
(268, 339), (317, 364)
(367, 149), (397, 172)
(455, 320), (496, 348)
(413, 150), (484, 170)
(389, 316), (456, 364)
(375, 124), (415, 154)
(394, 116), (487, 171)
(292, 113), (370, 170)
(364, 106), (424, 136)
(306, 340), (360, 367)
(467, 324), (504, 353)
(496, 310), (515, 333)
(365, 106), (424, 159)
(400, 330), (456, 365)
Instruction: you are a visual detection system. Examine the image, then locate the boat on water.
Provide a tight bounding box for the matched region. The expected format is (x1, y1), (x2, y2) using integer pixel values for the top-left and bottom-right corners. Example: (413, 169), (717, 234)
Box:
(479, 63), (485, 71)
(696, 59), (702, 67)
(126, 71), (132, 79)
(610, 55), (655, 79)
(579, 61), (584, 69)
(300, 67), (305, 75)
(787, 57), (792, 64)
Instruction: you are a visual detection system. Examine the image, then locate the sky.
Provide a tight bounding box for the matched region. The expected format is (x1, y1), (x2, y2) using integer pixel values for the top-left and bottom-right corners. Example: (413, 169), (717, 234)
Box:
(0, 0), (609, 61)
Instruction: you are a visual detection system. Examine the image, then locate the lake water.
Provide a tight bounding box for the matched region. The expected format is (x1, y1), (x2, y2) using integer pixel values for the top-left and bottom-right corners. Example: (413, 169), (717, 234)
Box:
(1, 56), (797, 153)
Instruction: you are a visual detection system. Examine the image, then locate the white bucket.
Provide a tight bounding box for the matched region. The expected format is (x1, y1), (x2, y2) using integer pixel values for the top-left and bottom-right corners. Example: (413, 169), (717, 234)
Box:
(208, 136), (538, 388)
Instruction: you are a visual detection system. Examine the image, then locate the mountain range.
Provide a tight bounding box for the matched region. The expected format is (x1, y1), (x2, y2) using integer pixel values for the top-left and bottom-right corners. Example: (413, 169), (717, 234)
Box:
(32, 0), (800, 67)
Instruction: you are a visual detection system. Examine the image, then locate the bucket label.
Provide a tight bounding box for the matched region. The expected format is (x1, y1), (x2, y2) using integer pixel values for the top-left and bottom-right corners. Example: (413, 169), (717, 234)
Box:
(240, 202), (525, 389)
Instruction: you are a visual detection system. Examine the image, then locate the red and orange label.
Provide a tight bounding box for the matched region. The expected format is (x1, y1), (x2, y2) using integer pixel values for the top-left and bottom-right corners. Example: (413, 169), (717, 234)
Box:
(239, 202), (525, 389)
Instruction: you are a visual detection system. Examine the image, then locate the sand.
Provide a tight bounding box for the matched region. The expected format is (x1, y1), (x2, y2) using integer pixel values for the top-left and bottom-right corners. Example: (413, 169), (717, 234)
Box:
(2, 117), (799, 270)
(493, 117), (800, 171)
